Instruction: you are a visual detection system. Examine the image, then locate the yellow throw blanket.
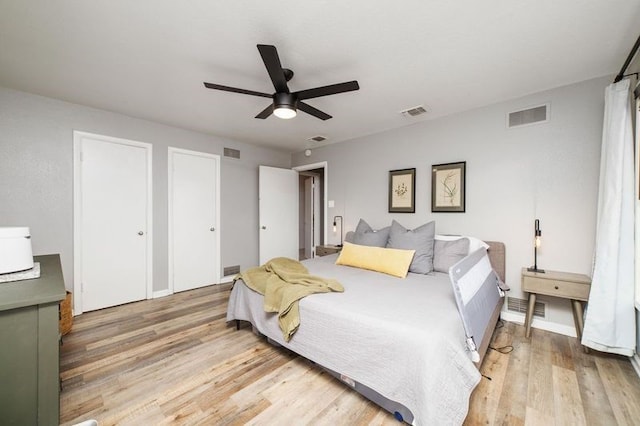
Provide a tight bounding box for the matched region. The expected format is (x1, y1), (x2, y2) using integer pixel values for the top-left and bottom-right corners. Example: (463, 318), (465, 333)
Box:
(235, 257), (344, 341)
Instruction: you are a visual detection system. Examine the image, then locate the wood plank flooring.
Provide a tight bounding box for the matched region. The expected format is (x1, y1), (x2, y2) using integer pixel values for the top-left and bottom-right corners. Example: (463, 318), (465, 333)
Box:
(60, 284), (640, 425)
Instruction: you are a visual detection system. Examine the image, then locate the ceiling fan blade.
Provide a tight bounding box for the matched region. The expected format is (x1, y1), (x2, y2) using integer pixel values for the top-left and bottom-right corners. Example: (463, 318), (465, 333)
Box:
(295, 80), (359, 101)
(298, 102), (332, 120)
(203, 82), (272, 98)
(255, 104), (274, 119)
(257, 44), (289, 93)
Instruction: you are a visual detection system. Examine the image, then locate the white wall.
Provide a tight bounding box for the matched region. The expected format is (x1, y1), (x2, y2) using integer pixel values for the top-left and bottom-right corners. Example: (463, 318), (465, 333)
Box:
(0, 87), (290, 293)
(293, 76), (608, 331)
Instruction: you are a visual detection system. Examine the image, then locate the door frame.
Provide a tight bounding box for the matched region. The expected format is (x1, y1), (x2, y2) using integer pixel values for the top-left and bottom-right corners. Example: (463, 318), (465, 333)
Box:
(73, 131), (153, 315)
(167, 147), (221, 294)
(293, 161), (328, 248)
(301, 174), (315, 258)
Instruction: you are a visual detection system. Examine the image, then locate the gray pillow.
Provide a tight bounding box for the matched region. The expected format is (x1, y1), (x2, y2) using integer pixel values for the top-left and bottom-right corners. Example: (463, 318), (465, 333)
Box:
(433, 238), (470, 273)
(387, 220), (435, 274)
(351, 219), (390, 247)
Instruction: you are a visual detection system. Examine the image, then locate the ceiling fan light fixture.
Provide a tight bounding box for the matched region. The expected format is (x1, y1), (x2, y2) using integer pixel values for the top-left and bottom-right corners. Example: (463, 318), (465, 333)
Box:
(274, 105), (297, 119)
(273, 92), (297, 119)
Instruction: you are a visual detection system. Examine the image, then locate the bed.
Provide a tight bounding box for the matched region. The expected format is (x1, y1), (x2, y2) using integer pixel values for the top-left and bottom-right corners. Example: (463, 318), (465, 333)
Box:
(226, 236), (506, 425)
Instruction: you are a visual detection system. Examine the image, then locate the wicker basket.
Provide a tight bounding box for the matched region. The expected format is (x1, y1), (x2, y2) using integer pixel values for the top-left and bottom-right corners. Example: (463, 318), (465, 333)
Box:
(60, 291), (73, 335)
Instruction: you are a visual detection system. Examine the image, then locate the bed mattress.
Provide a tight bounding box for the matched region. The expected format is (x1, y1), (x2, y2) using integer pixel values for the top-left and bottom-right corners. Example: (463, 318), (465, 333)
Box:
(227, 254), (482, 425)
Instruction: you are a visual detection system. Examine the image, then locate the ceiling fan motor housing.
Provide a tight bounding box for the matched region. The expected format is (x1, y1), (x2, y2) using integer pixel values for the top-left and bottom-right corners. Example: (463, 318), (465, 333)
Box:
(274, 92), (297, 109)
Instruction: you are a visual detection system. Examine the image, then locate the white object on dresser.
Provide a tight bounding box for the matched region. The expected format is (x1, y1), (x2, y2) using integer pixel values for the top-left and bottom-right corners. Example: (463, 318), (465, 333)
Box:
(0, 226), (34, 274)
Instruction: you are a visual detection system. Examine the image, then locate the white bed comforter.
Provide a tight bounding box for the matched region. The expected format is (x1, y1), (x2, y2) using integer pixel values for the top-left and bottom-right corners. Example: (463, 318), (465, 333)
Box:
(226, 254), (481, 425)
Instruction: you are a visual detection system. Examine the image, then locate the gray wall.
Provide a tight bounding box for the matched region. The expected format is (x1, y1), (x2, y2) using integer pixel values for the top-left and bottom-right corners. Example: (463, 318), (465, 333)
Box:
(0, 87), (290, 293)
(293, 76), (608, 329)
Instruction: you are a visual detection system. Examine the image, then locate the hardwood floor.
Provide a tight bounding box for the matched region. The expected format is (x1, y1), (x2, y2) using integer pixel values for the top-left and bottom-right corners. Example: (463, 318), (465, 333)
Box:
(60, 284), (640, 425)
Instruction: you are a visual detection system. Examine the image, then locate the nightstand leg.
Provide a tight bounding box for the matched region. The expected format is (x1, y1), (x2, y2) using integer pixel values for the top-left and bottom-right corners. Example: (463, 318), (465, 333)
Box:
(571, 300), (589, 353)
(525, 293), (536, 338)
(571, 301), (581, 339)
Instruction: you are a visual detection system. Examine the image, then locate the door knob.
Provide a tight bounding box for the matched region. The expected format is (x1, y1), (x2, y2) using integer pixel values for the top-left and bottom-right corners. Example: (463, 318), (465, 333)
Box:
(210, 227), (215, 231)
(261, 226), (267, 230)
(138, 231), (144, 236)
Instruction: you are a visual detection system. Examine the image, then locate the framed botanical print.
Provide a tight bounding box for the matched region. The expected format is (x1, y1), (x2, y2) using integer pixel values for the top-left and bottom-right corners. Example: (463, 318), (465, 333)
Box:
(432, 162), (466, 212)
(389, 168), (416, 213)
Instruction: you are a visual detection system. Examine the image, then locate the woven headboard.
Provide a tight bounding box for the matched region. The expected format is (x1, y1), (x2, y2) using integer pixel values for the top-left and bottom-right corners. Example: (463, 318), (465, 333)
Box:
(485, 241), (506, 283)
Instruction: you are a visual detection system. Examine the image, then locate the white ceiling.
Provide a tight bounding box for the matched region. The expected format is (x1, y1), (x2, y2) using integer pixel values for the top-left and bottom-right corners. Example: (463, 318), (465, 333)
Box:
(1, 1), (639, 153)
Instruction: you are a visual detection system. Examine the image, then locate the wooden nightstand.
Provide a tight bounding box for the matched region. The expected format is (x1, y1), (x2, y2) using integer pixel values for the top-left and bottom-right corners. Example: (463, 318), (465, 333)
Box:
(315, 245), (342, 257)
(521, 268), (591, 342)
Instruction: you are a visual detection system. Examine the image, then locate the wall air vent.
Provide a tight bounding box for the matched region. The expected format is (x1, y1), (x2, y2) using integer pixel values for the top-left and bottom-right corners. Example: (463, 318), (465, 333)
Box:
(224, 147), (240, 159)
(507, 296), (545, 318)
(308, 135), (327, 143)
(400, 105), (428, 117)
(507, 104), (549, 128)
(223, 265), (241, 276)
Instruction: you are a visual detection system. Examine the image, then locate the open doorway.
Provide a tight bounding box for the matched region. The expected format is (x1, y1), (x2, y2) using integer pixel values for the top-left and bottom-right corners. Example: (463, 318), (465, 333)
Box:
(293, 162), (327, 261)
(298, 168), (325, 260)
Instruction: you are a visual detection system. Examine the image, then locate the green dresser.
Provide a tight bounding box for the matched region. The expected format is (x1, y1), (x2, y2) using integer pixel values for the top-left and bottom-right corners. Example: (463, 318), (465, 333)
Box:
(0, 254), (66, 425)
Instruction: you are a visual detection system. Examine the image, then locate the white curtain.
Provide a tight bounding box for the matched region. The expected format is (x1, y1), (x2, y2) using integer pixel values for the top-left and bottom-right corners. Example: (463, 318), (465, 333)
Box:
(582, 79), (635, 356)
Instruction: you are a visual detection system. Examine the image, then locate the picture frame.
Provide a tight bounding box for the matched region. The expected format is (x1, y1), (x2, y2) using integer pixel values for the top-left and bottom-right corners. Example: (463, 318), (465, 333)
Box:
(388, 168), (416, 213)
(431, 161), (466, 212)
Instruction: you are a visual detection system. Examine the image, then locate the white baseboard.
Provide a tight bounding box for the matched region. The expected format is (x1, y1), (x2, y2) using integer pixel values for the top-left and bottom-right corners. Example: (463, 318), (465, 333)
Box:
(153, 281), (231, 300)
(500, 310), (578, 338)
(152, 289), (172, 299)
(631, 354), (640, 380)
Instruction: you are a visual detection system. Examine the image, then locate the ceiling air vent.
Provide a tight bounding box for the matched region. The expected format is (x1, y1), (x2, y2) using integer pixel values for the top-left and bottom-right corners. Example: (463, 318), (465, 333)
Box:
(308, 135), (327, 143)
(400, 105), (428, 118)
(507, 104), (549, 128)
(224, 147), (240, 159)
(507, 296), (545, 318)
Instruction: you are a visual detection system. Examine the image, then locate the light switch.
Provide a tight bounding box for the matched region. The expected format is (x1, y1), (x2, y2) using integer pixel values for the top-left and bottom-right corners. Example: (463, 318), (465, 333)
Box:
(328, 200), (335, 208)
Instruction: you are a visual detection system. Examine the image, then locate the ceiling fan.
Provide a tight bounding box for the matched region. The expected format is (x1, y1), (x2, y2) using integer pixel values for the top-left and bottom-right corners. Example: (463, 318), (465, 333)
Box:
(203, 44), (360, 120)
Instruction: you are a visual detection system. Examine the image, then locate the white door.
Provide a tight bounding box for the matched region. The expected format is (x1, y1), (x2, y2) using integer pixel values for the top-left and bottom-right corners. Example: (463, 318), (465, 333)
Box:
(73, 132), (152, 314)
(169, 148), (220, 293)
(259, 166), (299, 265)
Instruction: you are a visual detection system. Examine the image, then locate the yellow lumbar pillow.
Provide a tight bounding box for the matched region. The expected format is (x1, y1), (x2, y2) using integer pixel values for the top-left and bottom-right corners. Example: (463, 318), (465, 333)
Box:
(335, 242), (415, 278)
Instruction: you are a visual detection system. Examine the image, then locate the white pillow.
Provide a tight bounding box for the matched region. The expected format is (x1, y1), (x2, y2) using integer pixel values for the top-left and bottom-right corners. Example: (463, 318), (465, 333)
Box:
(435, 234), (489, 255)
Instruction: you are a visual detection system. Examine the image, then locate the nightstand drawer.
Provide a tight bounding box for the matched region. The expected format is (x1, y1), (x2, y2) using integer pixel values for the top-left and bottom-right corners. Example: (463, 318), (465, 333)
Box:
(522, 275), (590, 301)
(316, 245), (341, 257)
